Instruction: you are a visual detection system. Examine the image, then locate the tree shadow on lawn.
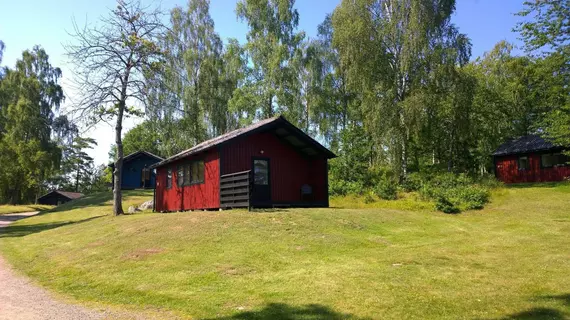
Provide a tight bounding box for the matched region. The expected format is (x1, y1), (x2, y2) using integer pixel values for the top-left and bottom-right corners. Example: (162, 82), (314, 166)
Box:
(205, 303), (369, 320)
(0, 215), (104, 238)
(498, 308), (566, 320)
(492, 294), (570, 320)
(540, 293), (570, 307)
(505, 181), (570, 189)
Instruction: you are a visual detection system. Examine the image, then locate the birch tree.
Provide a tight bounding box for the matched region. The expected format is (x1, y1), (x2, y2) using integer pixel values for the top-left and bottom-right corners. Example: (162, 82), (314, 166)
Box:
(332, 0), (471, 179)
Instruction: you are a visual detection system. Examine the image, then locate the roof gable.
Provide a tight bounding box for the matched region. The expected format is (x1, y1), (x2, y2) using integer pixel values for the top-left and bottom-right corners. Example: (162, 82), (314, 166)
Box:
(109, 151), (164, 167)
(153, 116), (336, 168)
(38, 190), (83, 201)
(493, 135), (564, 156)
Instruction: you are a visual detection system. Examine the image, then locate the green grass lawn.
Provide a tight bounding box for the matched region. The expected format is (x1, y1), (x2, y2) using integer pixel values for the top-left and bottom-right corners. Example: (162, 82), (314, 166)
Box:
(0, 204), (54, 215)
(1, 185), (569, 319)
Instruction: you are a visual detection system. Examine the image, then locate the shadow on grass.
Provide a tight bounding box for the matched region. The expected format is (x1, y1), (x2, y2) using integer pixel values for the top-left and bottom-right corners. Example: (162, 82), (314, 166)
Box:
(499, 308), (566, 320)
(506, 181), (570, 189)
(0, 215), (104, 238)
(541, 293), (570, 307)
(205, 303), (369, 320)
(495, 294), (570, 320)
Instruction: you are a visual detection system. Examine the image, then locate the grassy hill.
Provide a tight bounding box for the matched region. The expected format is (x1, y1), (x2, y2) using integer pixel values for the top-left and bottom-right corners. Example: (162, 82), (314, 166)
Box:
(1, 185), (569, 319)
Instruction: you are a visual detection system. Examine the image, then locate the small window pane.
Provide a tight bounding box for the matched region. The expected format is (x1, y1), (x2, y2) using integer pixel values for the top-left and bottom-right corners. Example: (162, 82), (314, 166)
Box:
(542, 154), (553, 168)
(555, 153), (568, 166)
(518, 156), (529, 170)
(197, 161), (204, 183)
(184, 164), (191, 185)
(177, 165), (184, 185)
(190, 161), (204, 184)
(167, 168), (172, 189)
(191, 162), (199, 183)
(254, 160), (269, 185)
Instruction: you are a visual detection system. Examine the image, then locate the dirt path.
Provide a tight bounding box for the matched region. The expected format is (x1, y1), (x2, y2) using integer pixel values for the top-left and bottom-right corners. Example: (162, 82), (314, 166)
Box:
(0, 212), (148, 320)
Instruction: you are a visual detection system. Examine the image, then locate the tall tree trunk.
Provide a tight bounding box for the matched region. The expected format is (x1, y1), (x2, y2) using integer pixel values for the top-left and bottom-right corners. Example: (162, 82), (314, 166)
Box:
(75, 165), (80, 192)
(113, 104), (125, 216)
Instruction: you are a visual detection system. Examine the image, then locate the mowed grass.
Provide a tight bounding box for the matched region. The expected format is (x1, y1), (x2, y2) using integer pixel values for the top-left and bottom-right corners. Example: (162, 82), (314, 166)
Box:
(0, 204), (53, 215)
(1, 185), (569, 319)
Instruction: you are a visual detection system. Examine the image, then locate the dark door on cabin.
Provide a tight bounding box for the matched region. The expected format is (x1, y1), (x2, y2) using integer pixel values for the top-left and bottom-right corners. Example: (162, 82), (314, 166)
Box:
(251, 158), (271, 204)
(141, 167), (151, 188)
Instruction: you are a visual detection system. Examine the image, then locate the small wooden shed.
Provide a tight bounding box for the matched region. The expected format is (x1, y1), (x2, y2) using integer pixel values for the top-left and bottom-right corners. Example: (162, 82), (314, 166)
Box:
(37, 190), (83, 206)
(493, 135), (569, 183)
(109, 151), (163, 189)
(152, 116), (336, 211)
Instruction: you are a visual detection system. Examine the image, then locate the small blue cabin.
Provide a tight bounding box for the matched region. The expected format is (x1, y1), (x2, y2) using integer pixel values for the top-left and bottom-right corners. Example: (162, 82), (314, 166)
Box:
(109, 151), (164, 189)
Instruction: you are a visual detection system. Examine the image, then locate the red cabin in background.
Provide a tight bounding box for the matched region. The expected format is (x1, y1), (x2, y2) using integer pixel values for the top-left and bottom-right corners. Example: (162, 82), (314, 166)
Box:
(151, 116), (336, 211)
(493, 135), (570, 183)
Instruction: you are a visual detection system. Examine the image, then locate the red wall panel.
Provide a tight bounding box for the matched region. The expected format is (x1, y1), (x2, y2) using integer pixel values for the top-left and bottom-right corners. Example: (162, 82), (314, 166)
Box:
(495, 153), (570, 183)
(220, 132), (328, 204)
(155, 149), (220, 211)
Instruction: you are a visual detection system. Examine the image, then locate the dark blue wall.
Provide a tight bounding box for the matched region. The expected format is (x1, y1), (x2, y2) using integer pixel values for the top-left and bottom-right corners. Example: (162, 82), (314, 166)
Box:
(121, 154), (160, 189)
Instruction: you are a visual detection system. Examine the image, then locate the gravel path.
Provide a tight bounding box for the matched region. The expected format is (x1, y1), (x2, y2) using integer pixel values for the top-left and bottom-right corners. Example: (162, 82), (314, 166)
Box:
(0, 212), (151, 320)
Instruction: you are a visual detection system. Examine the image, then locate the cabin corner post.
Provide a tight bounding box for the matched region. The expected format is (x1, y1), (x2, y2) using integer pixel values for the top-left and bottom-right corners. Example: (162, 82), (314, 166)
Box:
(153, 183), (156, 212)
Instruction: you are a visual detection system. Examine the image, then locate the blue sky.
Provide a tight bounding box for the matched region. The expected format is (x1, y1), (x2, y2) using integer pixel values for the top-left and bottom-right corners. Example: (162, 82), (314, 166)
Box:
(0, 0), (526, 165)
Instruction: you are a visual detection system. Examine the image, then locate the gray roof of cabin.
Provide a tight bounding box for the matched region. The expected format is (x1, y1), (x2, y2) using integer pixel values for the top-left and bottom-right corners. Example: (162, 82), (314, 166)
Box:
(492, 135), (563, 156)
(38, 190), (83, 201)
(152, 116), (336, 168)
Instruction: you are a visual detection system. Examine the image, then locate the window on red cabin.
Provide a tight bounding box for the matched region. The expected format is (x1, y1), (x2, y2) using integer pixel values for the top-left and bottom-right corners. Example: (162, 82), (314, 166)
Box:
(167, 168), (172, 189)
(518, 156), (529, 170)
(191, 161), (204, 184)
(253, 159), (269, 185)
(183, 164), (191, 185)
(177, 165), (184, 186)
(541, 153), (569, 168)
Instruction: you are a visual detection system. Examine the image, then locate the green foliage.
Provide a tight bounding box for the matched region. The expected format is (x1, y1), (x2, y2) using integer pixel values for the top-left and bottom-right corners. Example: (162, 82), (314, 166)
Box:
(515, 1), (570, 156)
(235, 0), (305, 123)
(402, 173), (422, 192)
(417, 173), (493, 212)
(0, 46), (63, 204)
(121, 121), (163, 158)
(363, 191), (375, 204)
(435, 197), (459, 214)
(515, 0), (570, 53)
(332, 0), (472, 179)
(374, 175), (397, 200)
(329, 180), (365, 197)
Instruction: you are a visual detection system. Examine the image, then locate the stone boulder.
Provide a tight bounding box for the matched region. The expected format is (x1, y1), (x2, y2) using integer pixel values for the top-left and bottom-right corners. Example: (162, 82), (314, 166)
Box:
(127, 206), (140, 214)
(138, 200), (154, 211)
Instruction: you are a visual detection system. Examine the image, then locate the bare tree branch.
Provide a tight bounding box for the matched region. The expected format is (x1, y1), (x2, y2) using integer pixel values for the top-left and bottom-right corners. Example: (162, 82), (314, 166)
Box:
(64, 0), (164, 215)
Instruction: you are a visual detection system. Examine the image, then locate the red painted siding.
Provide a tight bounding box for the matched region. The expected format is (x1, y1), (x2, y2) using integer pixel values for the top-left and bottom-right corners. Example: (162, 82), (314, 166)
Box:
(155, 149), (220, 211)
(495, 153), (570, 183)
(220, 132), (328, 204)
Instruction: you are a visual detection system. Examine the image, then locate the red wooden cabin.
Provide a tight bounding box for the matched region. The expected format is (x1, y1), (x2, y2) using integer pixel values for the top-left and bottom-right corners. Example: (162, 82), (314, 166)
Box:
(152, 116), (336, 211)
(493, 135), (570, 183)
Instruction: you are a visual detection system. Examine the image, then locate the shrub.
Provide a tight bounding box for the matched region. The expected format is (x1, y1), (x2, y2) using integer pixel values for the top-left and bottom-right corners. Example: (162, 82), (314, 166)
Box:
(375, 176), (398, 200)
(364, 191), (376, 204)
(476, 174), (503, 189)
(329, 180), (366, 196)
(458, 186), (490, 210)
(418, 172), (493, 213)
(435, 197), (460, 214)
(402, 172), (422, 192)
